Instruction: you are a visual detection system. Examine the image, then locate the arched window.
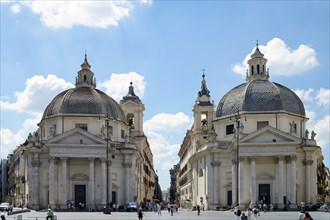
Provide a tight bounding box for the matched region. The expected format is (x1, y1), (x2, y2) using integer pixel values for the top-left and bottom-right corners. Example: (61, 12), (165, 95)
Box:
(199, 169), (203, 177)
(83, 75), (87, 82)
(257, 64), (260, 74)
(251, 66), (254, 75)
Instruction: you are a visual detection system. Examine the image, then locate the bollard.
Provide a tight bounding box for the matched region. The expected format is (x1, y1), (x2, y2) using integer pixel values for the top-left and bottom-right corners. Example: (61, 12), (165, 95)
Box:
(16, 215), (23, 220)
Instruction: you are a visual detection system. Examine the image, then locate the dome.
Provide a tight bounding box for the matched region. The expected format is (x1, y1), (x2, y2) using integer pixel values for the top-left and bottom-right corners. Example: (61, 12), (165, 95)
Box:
(42, 87), (126, 121)
(41, 55), (125, 121)
(215, 79), (305, 117)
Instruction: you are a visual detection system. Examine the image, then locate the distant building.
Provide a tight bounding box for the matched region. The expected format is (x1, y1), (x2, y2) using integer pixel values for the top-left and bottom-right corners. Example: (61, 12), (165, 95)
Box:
(1, 159), (9, 202)
(176, 44), (328, 210)
(6, 56), (156, 210)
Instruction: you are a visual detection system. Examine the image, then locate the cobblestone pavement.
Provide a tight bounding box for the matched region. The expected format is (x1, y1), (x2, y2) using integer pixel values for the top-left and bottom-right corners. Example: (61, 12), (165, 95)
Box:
(2, 210), (330, 220)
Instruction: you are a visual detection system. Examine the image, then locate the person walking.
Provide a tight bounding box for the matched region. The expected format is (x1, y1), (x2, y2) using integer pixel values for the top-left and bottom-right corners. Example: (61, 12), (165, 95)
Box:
(1, 215), (6, 220)
(303, 212), (313, 220)
(252, 206), (259, 220)
(246, 208), (252, 220)
(197, 205), (200, 215)
(137, 209), (144, 220)
(234, 205), (241, 220)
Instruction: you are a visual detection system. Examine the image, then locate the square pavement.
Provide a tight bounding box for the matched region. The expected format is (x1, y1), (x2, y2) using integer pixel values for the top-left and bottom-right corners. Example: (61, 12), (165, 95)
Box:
(1, 210), (330, 220)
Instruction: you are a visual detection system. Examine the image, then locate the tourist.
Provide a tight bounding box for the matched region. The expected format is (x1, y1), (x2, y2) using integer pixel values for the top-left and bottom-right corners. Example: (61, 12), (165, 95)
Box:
(137, 209), (144, 220)
(303, 212), (313, 220)
(46, 208), (54, 220)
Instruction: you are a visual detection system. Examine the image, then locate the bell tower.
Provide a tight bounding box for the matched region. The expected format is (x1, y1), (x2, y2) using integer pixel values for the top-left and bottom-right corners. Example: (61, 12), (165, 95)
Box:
(192, 71), (215, 134)
(120, 81), (145, 136)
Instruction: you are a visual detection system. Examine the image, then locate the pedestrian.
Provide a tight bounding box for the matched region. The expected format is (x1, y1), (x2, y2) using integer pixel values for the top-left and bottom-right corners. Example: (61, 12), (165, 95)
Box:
(157, 203), (162, 215)
(137, 209), (144, 220)
(234, 205), (241, 220)
(46, 208), (54, 220)
(298, 211), (305, 220)
(246, 208), (252, 220)
(1, 215), (6, 220)
(303, 212), (313, 220)
(241, 213), (248, 220)
(252, 206), (259, 220)
(197, 205), (200, 215)
(170, 204), (174, 216)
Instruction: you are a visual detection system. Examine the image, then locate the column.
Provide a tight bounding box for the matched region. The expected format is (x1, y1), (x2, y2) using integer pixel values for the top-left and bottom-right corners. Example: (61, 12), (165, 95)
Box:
(31, 153), (40, 210)
(305, 159), (313, 203)
(61, 157), (68, 209)
(123, 162), (132, 203)
(193, 161), (198, 206)
(238, 157), (244, 206)
(205, 155), (212, 209)
(101, 158), (106, 205)
(49, 157), (55, 209)
(211, 160), (221, 206)
(277, 155), (284, 208)
(231, 159), (237, 206)
(108, 160), (112, 204)
(88, 158), (95, 208)
(249, 156), (256, 206)
(290, 155), (297, 208)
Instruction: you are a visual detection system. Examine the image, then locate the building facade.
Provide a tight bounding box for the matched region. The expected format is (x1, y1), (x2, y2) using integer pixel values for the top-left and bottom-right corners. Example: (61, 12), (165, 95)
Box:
(8, 56), (156, 210)
(176, 44), (327, 210)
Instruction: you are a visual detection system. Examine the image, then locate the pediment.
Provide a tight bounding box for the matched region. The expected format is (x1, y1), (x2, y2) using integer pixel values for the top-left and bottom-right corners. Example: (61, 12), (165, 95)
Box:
(46, 128), (106, 146)
(240, 126), (301, 144)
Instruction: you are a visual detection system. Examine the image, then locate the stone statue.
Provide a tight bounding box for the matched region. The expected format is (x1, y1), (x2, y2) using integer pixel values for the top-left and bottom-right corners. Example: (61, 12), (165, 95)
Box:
(100, 125), (105, 137)
(311, 130), (316, 140)
(305, 129), (309, 139)
(49, 124), (56, 136)
(289, 121), (296, 133)
(28, 133), (33, 142)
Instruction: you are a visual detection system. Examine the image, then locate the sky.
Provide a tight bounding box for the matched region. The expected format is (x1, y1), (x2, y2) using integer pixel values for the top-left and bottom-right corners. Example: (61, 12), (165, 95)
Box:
(1, 0), (329, 191)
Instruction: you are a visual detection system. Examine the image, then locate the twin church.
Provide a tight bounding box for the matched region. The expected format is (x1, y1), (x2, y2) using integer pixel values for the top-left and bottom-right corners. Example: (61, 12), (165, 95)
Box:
(6, 44), (327, 210)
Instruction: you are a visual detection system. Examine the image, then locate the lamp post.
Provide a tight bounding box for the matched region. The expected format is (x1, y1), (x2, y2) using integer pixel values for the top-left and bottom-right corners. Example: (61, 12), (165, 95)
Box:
(105, 115), (112, 214)
(230, 111), (245, 207)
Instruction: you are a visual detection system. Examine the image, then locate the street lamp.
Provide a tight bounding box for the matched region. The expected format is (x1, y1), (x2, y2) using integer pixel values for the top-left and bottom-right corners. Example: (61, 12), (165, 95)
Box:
(104, 113), (114, 215)
(230, 111), (246, 207)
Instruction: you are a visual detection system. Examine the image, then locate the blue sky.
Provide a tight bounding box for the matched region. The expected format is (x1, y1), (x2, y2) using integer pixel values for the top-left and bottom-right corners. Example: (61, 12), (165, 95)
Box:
(1, 1), (329, 191)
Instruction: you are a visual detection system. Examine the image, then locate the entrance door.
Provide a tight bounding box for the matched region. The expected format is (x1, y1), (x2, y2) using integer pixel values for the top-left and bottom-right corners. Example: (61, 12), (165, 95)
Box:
(259, 184), (270, 204)
(75, 185), (86, 207)
(112, 191), (117, 204)
(227, 191), (232, 206)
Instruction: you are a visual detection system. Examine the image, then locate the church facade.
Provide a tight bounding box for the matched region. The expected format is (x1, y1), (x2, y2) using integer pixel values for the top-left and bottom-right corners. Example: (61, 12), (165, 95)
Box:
(10, 56), (157, 210)
(176, 45), (325, 210)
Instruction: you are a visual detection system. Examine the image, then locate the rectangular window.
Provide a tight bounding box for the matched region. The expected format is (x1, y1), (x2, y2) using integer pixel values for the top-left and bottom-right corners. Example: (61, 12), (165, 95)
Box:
(226, 124), (234, 135)
(257, 121), (268, 130)
(107, 126), (113, 136)
(121, 129), (125, 139)
(75, 123), (88, 131)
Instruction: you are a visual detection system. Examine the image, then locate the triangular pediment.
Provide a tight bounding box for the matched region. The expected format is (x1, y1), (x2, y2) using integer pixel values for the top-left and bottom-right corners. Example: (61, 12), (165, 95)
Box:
(240, 126), (301, 145)
(46, 128), (106, 146)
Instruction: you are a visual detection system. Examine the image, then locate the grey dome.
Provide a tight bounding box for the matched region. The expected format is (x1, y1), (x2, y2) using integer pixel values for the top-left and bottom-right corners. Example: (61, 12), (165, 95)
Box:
(42, 87), (126, 121)
(216, 79), (305, 117)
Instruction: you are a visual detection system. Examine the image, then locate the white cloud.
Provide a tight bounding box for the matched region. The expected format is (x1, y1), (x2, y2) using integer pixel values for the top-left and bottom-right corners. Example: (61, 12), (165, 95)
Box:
(232, 38), (318, 77)
(0, 116), (40, 158)
(144, 112), (191, 133)
(294, 88), (315, 103)
(143, 112), (191, 177)
(307, 114), (330, 150)
(316, 88), (330, 106)
(0, 75), (73, 115)
(99, 72), (146, 102)
(10, 3), (20, 13)
(12, 1), (135, 28)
